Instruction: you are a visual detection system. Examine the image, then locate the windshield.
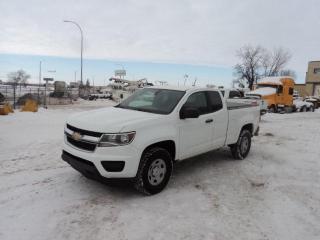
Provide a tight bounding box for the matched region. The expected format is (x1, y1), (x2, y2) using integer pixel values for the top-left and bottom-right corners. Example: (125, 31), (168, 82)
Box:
(115, 88), (185, 114)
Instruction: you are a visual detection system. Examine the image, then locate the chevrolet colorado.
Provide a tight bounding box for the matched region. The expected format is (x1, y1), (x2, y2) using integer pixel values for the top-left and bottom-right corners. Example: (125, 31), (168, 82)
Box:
(62, 86), (260, 194)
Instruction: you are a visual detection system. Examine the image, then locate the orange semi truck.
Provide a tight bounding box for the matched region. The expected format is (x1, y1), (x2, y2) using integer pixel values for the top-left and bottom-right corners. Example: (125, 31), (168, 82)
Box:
(246, 76), (295, 113)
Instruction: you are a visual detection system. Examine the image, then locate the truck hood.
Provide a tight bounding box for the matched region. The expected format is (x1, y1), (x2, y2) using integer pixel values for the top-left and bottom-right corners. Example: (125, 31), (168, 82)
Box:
(247, 87), (276, 97)
(66, 107), (161, 133)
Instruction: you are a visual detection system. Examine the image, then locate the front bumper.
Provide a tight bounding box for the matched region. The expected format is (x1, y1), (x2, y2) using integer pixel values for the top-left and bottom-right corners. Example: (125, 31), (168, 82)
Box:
(62, 135), (141, 178)
(62, 150), (102, 180)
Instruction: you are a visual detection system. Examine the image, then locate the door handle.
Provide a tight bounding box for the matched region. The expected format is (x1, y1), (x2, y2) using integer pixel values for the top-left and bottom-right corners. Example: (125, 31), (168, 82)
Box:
(205, 119), (213, 123)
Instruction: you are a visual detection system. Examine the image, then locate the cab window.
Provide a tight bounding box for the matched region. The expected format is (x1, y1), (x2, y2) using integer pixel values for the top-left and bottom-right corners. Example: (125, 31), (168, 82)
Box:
(289, 87), (294, 95)
(277, 85), (283, 94)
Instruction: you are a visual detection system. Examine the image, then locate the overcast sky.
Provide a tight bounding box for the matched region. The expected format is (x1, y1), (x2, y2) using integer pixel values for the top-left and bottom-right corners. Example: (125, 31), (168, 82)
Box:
(1, 0), (320, 85)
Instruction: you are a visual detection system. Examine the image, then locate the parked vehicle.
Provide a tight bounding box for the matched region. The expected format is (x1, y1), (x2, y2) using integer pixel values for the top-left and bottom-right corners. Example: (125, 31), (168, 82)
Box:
(293, 97), (314, 112)
(246, 76), (295, 113)
(221, 88), (268, 115)
(305, 96), (320, 109)
(220, 89), (244, 99)
(62, 86), (260, 194)
(88, 92), (112, 100)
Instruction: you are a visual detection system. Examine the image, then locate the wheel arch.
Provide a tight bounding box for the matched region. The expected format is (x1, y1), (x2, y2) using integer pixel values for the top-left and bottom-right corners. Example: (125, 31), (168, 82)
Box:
(241, 123), (254, 136)
(141, 140), (176, 161)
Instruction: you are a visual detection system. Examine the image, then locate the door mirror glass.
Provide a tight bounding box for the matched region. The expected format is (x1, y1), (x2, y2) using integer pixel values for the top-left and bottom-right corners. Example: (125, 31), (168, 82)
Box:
(180, 107), (200, 119)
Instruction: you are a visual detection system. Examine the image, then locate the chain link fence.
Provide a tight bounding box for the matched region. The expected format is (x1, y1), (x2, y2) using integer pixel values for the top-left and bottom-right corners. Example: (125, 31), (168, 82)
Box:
(0, 84), (79, 108)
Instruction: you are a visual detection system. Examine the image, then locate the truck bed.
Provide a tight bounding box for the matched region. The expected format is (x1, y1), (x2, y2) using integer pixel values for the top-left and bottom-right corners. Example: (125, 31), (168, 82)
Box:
(225, 99), (260, 145)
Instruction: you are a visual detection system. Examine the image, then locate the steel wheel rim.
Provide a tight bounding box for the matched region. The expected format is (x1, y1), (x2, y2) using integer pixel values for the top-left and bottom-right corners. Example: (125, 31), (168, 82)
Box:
(147, 159), (167, 186)
(241, 137), (249, 155)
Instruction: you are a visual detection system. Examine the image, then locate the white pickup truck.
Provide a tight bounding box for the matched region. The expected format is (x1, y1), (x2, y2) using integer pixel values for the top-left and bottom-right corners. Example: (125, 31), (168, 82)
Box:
(62, 86), (260, 194)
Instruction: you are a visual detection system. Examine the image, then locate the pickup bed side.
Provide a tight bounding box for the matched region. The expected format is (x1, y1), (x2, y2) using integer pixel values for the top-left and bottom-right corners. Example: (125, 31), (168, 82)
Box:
(225, 99), (260, 145)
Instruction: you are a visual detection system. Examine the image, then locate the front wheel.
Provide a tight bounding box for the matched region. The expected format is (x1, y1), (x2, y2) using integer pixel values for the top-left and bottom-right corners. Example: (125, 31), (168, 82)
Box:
(230, 129), (252, 160)
(134, 147), (173, 195)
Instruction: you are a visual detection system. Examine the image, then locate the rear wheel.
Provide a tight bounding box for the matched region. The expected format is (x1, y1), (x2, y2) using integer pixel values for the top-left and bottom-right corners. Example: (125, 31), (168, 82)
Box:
(309, 106), (314, 112)
(269, 105), (276, 113)
(300, 106), (307, 112)
(134, 147), (173, 195)
(230, 129), (252, 160)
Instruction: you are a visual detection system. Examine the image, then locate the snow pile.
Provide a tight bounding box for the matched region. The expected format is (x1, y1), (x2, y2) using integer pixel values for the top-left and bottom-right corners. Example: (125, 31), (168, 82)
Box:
(247, 87), (276, 96)
(257, 76), (293, 85)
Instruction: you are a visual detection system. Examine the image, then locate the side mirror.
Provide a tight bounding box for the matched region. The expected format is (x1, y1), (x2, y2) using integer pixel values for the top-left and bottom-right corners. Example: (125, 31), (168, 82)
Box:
(180, 107), (200, 119)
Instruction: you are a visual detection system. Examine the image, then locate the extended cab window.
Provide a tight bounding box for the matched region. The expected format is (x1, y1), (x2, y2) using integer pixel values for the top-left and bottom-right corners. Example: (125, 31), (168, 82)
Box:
(229, 91), (241, 98)
(183, 91), (209, 115)
(207, 91), (223, 112)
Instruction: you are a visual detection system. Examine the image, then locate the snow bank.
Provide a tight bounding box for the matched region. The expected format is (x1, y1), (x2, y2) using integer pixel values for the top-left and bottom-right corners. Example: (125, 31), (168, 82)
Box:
(257, 76), (293, 85)
(247, 87), (276, 96)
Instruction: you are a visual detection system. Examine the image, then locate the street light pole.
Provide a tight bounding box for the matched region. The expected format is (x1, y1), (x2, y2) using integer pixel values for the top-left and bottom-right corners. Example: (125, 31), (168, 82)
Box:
(63, 20), (83, 86)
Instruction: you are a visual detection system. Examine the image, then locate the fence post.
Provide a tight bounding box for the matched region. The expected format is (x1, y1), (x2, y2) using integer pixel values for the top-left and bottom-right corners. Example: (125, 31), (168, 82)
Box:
(13, 84), (16, 109)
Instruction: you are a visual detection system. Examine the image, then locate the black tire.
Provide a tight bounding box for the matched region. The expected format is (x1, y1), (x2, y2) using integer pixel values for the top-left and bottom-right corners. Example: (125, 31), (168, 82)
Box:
(309, 106), (314, 112)
(269, 106), (276, 113)
(230, 129), (252, 160)
(134, 147), (173, 195)
(300, 106), (307, 112)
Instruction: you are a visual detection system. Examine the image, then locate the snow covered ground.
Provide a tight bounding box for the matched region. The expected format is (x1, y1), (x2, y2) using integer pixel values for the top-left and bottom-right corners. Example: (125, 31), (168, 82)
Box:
(1, 101), (320, 240)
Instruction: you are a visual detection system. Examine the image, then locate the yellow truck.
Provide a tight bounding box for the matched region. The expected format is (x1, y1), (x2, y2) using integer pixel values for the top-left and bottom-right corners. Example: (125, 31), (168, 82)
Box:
(246, 76), (295, 113)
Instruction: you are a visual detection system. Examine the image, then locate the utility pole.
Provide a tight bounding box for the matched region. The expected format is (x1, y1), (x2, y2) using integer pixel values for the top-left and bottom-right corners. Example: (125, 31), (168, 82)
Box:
(192, 77), (197, 86)
(13, 81), (16, 109)
(184, 74), (189, 86)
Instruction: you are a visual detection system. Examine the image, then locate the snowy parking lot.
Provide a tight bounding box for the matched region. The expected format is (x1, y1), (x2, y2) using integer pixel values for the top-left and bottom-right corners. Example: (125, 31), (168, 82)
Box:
(1, 101), (320, 240)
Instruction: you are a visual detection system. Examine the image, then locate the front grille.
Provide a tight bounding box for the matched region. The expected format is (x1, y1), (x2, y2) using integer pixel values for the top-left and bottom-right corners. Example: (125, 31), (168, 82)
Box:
(66, 135), (97, 151)
(66, 124), (103, 138)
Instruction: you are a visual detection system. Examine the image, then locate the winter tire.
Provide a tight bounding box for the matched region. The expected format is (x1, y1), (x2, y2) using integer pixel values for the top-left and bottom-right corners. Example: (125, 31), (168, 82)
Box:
(269, 106), (276, 113)
(230, 129), (252, 160)
(134, 147), (173, 195)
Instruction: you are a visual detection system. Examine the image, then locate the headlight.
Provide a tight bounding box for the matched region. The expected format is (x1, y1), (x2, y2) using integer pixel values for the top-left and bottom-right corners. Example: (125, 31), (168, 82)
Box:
(98, 132), (136, 147)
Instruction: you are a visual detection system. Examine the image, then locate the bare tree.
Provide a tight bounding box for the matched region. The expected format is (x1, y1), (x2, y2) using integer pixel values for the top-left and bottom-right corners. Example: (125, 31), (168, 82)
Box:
(261, 47), (291, 77)
(7, 69), (31, 109)
(279, 69), (296, 78)
(7, 69), (30, 85)
(234, 45), (292, 90)
(234, 45), (265, 90)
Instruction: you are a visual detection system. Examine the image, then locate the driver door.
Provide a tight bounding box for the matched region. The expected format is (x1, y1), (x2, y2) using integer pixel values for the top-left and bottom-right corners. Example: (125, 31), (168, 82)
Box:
(178, 91), (213, 159)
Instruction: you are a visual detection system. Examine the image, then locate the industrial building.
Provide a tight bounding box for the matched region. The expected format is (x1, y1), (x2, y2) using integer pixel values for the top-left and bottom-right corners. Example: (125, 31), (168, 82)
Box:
(295, 61), (320, 97)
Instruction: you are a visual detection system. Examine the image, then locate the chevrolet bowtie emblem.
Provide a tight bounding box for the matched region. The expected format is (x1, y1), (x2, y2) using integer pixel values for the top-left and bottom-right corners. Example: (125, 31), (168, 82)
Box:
(71, 132), (82, 141)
